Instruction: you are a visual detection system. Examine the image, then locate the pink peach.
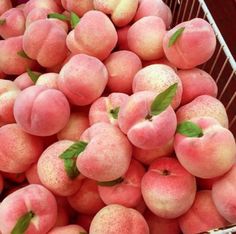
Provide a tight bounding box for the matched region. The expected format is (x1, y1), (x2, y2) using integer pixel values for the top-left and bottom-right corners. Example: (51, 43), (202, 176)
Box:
(25, 163), (42, 185)
(36, 72), (59, 89)
(14, 72), (35, 90)
(0, 0), (12, 15)
(48, 224), (86, 234)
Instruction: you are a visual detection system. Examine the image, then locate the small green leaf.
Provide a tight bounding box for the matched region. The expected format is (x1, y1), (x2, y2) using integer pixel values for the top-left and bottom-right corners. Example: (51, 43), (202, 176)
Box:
(27, 69), (41, 84)
(168, 27), (185, 47)
(70, 12), (80, 29)
(11, 211), (34, 234)
(47, 13), (68, 21)
(177, 121), (203, 137)
(97, 177), (124, 187)
(17, 50), (30, 59)
(110, 107), (120, 119)
(0, 19), (6, 25)
(64, 158), (79, 179)
(150, 83), (178, 116)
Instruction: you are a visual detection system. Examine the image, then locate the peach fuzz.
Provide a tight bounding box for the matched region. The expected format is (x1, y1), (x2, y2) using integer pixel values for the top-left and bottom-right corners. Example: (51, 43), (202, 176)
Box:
(0, 173), (3, 193)
(37, 140), (83, 196)
(14, 72), (35, 90)
(141, 157), (196, 219)
(163, 18), (216, 69)
(0, 80), (20, 126)
(104, 50), (142, 94)
(0, 8), (25, 39)
(133, 139), (174, 165)
(93, 0), (139, 27)
(132, 64), (183, 109)
(57, 111), (89, 141)
(0, 36), (36, 75)
(72, 10), (117, 60)
(67, 178), (105, 214)
(144, 209), (181, 234)
(0, 0), (12, 15)
(25, 163), (42, 185)
(89, 204), (149, 234)
(134, 0), (172, 28)
(77, 122), (132, 181)
(175, 117), (236, 178)
(89, 92), (129, 127)
(0, 184), (57, 234)
(48, 225), (86, 234)
(98, 159), (145, 208)
(176, 95), (229, 128)
(0, 123), (44, 173)
(23, 19), (68, 68)
(36, 72), (59, 89)
(118, 91), (177, 149)
(179, 190), (228, 234)
(212, 164), (236, 223)
(58, 54), (108, 106)
(117, 25), (130, 50)
(127, 16), (166, 61)
(14, 85), (70, 136)
(177, 68), (218, 105)
(61, 0), (94, 17)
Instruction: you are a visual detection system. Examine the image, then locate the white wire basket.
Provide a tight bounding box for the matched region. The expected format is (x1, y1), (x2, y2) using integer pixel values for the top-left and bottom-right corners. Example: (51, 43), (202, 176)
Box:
(164, 0), (236, 233)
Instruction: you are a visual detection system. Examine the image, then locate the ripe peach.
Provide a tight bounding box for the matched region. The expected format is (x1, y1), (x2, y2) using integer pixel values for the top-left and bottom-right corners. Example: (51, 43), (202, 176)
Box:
(0, 184), (57, 234)
(132, 64), (183, 109)
(117, 25), (130, 50)
(89, 92), (129, 127)
(14, 85), (70, 136)
(14, 72), (34, 90)
(104, 50), (142, 94)
(141, 157), (196, 218)
(25, 163), (42, 185)
(163, 18), (216, 69)
(48, 224), (86, 234)
(89, 204), (149, 234)
(127, 16), (166, 61)
(177, 68), (218, 105)
(0, 0), (12, 15)
(179, 190), (228, 234)
(36, 72), (59, 89)
(0, 123), (44, 173)
(176, 95), (229, 128)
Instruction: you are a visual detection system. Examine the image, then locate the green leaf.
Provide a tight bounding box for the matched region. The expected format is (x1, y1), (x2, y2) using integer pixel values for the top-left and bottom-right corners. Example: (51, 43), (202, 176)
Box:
(17, 50), (30, 59)
(27, 69), (41, 84)
(11, 211), (34, 234)
(70, 12), (80, 29)
(0, 19), (6, 25)
(168, 27), (185, 47)
(110, 107), (120, 119)
(64, 158), (79, 179)
(97, 177), (124, 187)
(150, 83), (178, 116)
(177, 121), (203, 137)
(47, 13), (68, 21)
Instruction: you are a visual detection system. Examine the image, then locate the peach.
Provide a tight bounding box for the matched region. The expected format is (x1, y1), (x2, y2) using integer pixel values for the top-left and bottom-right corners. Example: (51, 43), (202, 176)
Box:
(133, 139), (174, 165)
(163, 18), (216, 69)
(212, 164), (236, 223)
(0, 70), (6, 79)
(77, 122), (132, 181)
(179, 190), (228, 234)
(134, 0), (172, 28)
(48, 225), (86, 234)
(89, 204), (149, 234)
(67, 178), (105, 214)
(36, 72), (59, 89)
(14, 85), (70, 136)
(25, 163), (42, 185)
(0, 0), (12, 15)
(127, 16), (166, 61)
(104, 50), (142, 94)
(23, 19), (68, 68)
(0, 123), (44, 173)
(98, 159), (145, 208)
(0, 184), (57, 234)
(0, 173), (4, 194)
(175, 117), (236, 178)
(71, 10), (117, 60)
(117, 25), (130, 50)
(14, 72), (35, 90)
(176, 95), (229, 128)
(61, 0), (94, 17)
(132, 64), (183, 109)
(118, 91), (177, 149)
(144, 209), (181, 234)
(177, 68), (218, 105)
(58, 54), (108, 106)
(37, 140), (83, 196)
(89, 92), (129, 127)
(57, 111), (89, 141)
(0, 36), (36, 75)
(0, 80), (20, 126)
(141, 157), (196, 218)
(0, 8), (25, 39)
(93, 0), (139, 27)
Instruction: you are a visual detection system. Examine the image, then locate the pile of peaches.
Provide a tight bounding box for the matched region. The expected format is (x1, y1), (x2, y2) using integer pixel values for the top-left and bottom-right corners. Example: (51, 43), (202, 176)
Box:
(0, 0), (236, 233)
